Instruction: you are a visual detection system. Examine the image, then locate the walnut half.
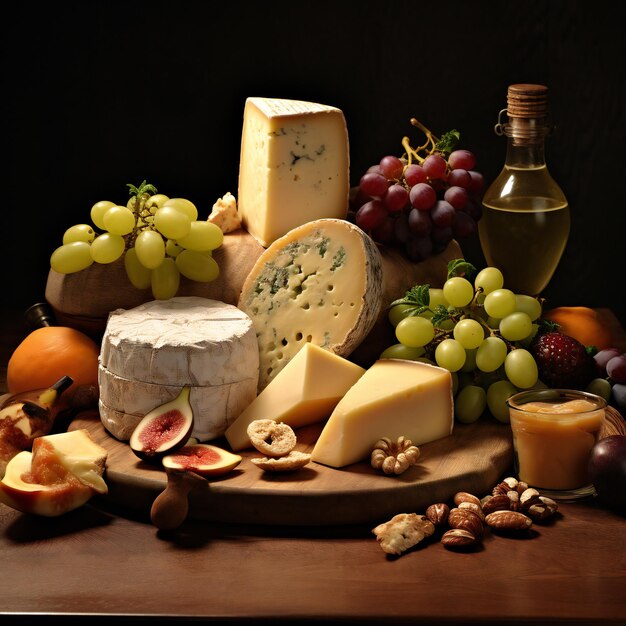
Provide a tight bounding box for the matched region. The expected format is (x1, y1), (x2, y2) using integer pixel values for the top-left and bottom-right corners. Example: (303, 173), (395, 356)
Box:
(371, 436), (420, 475)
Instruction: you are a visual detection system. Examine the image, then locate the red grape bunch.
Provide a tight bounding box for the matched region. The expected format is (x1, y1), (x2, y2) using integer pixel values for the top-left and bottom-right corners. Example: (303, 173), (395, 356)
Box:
(350, 119), (484, 262)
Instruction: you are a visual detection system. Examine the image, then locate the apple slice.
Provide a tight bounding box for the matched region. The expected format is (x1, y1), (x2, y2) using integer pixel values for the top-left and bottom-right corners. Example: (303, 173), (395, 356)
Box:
(162, 444), (242, 477)
(0, 429), (107, 516)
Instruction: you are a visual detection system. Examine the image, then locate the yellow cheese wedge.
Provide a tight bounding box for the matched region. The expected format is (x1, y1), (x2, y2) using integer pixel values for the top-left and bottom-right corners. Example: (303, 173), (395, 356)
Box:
(237, 97), (350, 247)
(224, 343), (365, 451)
(311, 359), (454, 468)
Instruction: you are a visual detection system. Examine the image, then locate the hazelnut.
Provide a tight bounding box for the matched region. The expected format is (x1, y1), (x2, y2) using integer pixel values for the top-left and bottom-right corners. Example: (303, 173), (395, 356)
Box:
(441, 528), (476, 549)
(425, 503), (449, 527)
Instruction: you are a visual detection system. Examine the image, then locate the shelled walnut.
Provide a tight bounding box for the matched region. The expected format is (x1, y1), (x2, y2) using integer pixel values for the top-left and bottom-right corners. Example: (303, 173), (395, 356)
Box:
(370, 436), (420, 475)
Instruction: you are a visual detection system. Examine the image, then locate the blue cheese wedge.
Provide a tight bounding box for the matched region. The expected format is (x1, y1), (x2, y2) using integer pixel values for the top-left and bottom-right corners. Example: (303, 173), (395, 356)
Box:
(237, 97), (350, 246)
(238, 218), (383, 390)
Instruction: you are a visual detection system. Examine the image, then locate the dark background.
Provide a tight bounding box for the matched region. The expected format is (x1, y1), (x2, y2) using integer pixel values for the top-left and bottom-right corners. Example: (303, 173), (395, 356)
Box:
(3, 0), (625, 328)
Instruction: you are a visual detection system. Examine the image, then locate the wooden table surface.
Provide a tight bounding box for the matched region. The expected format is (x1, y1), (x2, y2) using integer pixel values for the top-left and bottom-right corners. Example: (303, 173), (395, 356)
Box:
(1, 308), (625, 625)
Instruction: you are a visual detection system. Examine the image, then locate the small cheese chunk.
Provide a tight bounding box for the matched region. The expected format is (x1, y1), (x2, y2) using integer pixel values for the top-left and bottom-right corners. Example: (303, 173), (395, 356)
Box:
(225, 343), (365, 451)
(311, 359), (454, 468)
(208, 192), (242, 234)
(238, 218), (383, 391)
(237, 97), (350, 246)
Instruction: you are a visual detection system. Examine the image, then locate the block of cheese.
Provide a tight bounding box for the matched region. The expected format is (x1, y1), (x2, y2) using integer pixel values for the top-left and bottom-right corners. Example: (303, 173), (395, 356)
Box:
(238, 218), (383, 391)
(98, 297), (259, 442)
(238, 97), (350, 246)
(311, 359), (454, 468)
(225, 343), (366, 451)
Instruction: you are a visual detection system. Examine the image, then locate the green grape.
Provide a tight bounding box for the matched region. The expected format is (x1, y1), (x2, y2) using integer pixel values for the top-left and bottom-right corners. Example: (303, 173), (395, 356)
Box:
(455, 385), (487, 423)
(476, 336), (507, 372)
(162, 197), (198, 221)
(585, 378), (612, 401)
(437, 318), (455, 331)
(135, 230), (166, 269)
(483, 288), (516, 318)
(103, 205), (136, 236)
(50, 242), (94, 274)
(177, 221), (223, 251)
(474, 266), (504, 295)
(486, 380), (518, 423)
(380, 343), (425, 360)
(499, 312), (533, 341)
(165, 239), (185, 258)
(486, 316), (501, 329)
(90, 233), (125, 263)
(443, 277), (474, 308)
(175, 249), (220, 282)
(151, 258), (180, 300)
(395, 316), (435, 348)
(90, 200), (116, 230)
(460, 348), (477, 373)
(146, 193), (170, 213)
(124, 247), (152, 289)
(388, 304), (414, 327)
(154, 206), (192, 240)
(429, 288), (448, 309)
(435, 338), (466, 372)
(504, 349), (538, 389)
(453, 318), (484, 349)
(514, 294), (542, 321)
(62, 223), (96, 244)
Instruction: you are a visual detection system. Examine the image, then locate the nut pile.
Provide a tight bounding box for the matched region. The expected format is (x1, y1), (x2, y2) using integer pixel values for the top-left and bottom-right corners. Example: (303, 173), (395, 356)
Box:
(247, 419), (311, 472)
(373, 476), (559, 556)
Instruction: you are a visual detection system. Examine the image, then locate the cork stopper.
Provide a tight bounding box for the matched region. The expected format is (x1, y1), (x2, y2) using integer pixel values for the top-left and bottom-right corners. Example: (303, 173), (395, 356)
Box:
(507, 84), (548, 119)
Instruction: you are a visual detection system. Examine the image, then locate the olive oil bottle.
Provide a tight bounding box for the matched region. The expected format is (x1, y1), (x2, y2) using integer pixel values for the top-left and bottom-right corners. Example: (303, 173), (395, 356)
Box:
(479, 84), (570, 296)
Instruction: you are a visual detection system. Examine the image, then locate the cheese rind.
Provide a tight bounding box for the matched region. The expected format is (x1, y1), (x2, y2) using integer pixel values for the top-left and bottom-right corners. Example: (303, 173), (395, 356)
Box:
(237, 97), (350, 246)
(98, 297), (259, 441)
(224, 343), (366, 451)
(311, 359), (454, 468)
(238, 218), (383, 390)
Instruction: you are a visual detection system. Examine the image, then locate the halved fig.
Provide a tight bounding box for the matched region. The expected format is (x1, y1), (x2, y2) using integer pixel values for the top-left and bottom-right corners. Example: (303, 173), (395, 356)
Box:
(162, 444), (242, 477)
(129, 387), (194, 462)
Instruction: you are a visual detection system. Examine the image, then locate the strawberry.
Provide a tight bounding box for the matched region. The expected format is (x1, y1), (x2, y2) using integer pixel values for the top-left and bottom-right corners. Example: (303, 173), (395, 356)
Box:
(530, 332), (597, 390)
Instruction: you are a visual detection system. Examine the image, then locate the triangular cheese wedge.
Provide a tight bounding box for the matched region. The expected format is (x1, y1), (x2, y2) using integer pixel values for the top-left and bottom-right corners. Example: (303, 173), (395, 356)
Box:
(225, 343), (365, 451)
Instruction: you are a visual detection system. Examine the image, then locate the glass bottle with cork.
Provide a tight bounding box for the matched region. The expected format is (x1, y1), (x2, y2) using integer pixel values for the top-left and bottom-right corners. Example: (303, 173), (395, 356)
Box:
(478, 84), (570, 296)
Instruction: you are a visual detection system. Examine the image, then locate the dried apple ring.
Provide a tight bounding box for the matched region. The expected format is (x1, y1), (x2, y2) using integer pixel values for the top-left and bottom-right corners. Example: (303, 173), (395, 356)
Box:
(246, 419), (297, 458)
(251, 450), (311, 472)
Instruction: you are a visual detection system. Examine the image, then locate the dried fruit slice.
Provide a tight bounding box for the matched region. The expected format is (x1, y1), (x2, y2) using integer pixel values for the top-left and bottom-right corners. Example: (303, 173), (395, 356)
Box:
(162, 444), (242, 477)
(129, 387), (193, 462)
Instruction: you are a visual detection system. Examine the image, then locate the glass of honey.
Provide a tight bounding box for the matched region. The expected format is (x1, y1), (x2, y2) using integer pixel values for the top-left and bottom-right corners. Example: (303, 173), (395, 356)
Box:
(507, 389), (606, 500)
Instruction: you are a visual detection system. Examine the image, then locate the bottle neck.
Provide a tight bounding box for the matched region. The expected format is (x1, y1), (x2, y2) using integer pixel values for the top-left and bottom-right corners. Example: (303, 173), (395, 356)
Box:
(502, 116), (549, 168)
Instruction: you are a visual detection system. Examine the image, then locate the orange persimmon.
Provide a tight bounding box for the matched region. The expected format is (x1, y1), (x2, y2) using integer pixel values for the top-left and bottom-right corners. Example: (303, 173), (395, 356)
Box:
(542, 306), (613, 350)
(7, 327), (100, 394)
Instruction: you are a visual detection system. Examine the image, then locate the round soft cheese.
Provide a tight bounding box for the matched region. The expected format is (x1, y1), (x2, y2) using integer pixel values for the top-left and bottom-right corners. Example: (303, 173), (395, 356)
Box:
(98, 297), (259, 441)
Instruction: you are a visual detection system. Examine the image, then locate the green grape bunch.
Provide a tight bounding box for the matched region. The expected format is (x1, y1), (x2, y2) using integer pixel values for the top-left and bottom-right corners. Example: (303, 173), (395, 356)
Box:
(383, 259), (545, 424)
(50, 180), (223, 300)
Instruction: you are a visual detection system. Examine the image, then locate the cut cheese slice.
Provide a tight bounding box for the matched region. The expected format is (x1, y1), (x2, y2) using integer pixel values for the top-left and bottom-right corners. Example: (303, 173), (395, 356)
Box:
(238, 218), (383, 391)
(225, 343), (365, 451)
(311, 359), (454, 468)
(238, 97), (350, 246)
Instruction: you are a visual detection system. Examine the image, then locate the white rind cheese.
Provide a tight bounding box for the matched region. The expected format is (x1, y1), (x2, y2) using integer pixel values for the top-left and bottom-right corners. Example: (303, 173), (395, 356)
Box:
(238, 219), (383, 391)
(98, 297), (259, 441)
(311, 359), (454, 468)
(238, 97), (350, 247)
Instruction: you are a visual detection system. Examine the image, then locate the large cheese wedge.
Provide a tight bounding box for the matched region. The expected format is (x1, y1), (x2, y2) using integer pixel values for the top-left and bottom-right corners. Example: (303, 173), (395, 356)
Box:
(311, 359), (454, 468)
(98, 297), (259, 442)
(238, 218), (383, 391)
(238, 97), (350, 246)
(225, 343), (366, 451)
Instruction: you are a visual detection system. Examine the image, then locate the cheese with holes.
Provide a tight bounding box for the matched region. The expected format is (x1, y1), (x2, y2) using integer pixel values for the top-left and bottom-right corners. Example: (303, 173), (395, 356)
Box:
(311, 359), (454, 468)
(225, 343), (365, 451)
(238, 218), (383, 391)
(238, 97), (350, 246)
(98, 297), (259, 441)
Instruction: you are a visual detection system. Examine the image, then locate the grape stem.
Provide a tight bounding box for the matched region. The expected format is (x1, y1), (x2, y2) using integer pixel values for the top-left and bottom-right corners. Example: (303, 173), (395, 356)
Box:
(401, 118), (440, 166)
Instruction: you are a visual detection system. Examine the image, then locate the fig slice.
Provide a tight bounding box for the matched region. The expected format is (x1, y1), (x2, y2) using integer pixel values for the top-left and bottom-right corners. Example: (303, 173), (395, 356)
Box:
(129, 387), (194, 462)
(162, 444), (242, 477)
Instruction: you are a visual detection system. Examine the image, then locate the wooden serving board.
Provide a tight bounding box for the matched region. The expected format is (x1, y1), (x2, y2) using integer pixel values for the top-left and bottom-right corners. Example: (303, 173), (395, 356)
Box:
(69, 407), (625, 526)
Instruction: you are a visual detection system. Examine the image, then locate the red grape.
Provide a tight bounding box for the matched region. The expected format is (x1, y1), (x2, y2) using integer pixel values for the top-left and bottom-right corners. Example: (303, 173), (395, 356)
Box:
(431, 200), (456, 227)
(408, 207), (432, 236)
(444, 186), (468, 210)
(379, 155), (404, 180)
(467, 170), (485, 194)
(371, 216), (395, 244)
(448, 149), (476, 171)
(382, 184), (409, 213)
(359, 172), (389, 197)
(355, 200), (386, 231)
(431, 225), (453, 245)
(462, 198), (483, 221)
(452, 211), (477, 238)
(422, 154), (447, 180)
(404, 163), (427, 187)
(594, 348), (621, 374)
(366, 164), (382, 175)
(393, 213), (411, 244)
(607, 354), (626, 384)
(405, 236), (433, 262)
(447, 168), (472, 188)
(409, 183), (436, 211)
